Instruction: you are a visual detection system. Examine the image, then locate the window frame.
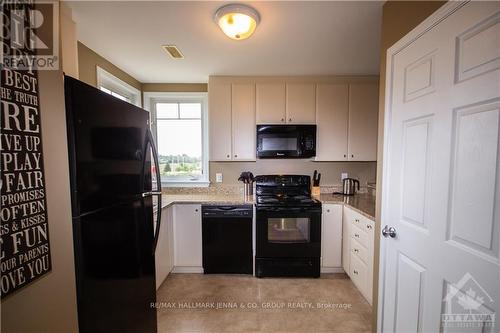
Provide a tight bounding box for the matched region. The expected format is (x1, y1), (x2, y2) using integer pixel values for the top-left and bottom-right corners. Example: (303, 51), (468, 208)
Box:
(144, 92), (209, 187)
(96, 66), (142, 107)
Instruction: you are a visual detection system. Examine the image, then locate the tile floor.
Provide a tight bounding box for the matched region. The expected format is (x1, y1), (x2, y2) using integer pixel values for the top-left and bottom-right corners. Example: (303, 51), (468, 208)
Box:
(156, 273), (372, 333)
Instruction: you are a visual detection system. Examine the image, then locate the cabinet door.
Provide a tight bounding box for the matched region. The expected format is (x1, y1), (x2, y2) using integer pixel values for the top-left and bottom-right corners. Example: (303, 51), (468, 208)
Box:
(342, 207), (351, 275)
(166, 206), (174, 276)
(231, 83), (256, 160)
(209, 82), (232, 161)
(321, 204), (343, 268)
(174, 204), (202, 267)
(256, 83), (286, 124)
(155, 206), (171, 289)
(286, 83), (316, 124)
(347, 83), (378, 161)
(315, 84), (349, 161)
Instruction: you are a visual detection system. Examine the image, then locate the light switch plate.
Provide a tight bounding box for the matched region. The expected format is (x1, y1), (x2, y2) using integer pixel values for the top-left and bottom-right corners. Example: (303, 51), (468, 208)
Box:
(216, 173), (223, 183)
(341, 173), (348, 180)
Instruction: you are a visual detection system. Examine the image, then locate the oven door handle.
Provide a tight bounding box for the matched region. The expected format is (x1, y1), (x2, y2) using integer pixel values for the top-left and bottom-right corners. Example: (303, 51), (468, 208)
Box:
(256, 207), (321, 213)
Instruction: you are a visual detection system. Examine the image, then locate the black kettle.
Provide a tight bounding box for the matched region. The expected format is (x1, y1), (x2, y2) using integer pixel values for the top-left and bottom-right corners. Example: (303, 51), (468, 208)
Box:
(335, 178), (360, 196)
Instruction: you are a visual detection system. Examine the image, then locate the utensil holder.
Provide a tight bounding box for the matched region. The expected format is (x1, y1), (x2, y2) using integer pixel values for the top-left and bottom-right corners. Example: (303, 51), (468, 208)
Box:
(244, 183), (253, 196)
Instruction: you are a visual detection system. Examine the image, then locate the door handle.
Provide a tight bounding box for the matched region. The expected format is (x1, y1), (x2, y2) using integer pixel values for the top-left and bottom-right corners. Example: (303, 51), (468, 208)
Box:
(382, 225), (397, 238)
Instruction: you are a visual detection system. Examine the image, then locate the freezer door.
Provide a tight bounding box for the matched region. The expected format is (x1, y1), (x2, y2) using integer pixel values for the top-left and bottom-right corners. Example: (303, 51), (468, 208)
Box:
(65, 76), (149, 215)
(73, 197), (157, 333)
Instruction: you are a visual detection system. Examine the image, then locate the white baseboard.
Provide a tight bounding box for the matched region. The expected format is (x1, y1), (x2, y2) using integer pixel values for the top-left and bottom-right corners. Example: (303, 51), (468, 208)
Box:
(172, 266), (204, 273)
(321, 267), (345, 274)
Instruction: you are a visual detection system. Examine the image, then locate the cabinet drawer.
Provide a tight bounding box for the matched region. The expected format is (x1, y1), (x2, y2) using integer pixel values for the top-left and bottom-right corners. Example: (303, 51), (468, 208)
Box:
(350, 238), (368, 264)
(351, 224), (368, 247)
(351, 212), (373, 232)
(349, 253), (368, 294)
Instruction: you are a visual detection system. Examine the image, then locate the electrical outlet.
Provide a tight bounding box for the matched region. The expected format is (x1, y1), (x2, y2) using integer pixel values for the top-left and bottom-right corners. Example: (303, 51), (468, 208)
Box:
(216, 173), (223, 183)
(341, 173), (348, 180)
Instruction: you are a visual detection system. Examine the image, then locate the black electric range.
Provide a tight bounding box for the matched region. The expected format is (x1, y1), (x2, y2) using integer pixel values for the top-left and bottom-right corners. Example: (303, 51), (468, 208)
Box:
(254, 175), (322, 278)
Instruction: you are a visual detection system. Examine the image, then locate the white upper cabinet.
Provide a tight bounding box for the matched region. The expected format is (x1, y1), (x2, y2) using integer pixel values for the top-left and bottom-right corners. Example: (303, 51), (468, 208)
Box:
(315, 84), (349, 161)
(286, 83), (316, 124)
(209, 76), (378, 162)
(208, 79), (256, 161)
(208, 81), (232, 161)
(231, 83), (256, 160)
(348, 83), (378, 161)
(256, 83), (286, 124)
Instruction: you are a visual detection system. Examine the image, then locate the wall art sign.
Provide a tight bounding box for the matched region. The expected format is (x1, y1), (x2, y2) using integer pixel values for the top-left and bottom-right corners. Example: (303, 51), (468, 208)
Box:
(1, 1), (52, 299)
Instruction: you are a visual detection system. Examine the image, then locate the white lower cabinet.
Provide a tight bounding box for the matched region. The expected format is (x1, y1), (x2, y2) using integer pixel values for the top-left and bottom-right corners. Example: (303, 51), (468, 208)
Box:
(342, 208), (351, 274)
(343, 206), (374, 304)
(155, 205), (174, 289)
(321, 204), (343, 271)
(173, 204), (203, 272)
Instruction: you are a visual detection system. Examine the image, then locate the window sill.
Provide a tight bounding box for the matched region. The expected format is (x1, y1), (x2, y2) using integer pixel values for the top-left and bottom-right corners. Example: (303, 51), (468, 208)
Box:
(161, 181), (210, 188)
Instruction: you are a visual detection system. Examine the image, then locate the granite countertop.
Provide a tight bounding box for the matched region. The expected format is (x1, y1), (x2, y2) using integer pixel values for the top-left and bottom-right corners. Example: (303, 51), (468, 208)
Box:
(317, 193), (376, 220)
(161, 194), (254, 209)
(161, 192), (375, 220)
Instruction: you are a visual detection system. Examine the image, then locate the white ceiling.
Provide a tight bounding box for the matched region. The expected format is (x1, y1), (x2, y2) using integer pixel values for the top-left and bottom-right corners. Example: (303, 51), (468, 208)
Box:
(69, 1), (383, 83)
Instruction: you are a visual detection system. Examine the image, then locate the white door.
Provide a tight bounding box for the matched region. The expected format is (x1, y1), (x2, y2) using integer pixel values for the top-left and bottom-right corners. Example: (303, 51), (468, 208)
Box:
(379, 3), (500, 333)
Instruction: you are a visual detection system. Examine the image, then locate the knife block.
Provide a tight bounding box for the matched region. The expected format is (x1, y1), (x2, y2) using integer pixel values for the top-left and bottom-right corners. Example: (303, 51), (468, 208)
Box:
(311, 186), (320, 197)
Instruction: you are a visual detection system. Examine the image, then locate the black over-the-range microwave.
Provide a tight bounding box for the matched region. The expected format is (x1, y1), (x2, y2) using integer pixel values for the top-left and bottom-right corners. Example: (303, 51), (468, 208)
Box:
(256, 125), (317, 158)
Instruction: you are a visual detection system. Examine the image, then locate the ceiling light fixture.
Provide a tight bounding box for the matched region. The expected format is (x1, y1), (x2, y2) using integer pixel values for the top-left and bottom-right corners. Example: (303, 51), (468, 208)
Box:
(214, 3), (260, 40)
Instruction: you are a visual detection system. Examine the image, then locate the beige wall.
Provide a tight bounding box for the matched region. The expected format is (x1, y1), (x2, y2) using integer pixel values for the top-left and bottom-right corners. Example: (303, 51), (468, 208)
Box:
(372, 1), (446, 331)
(60, 2), (79, 78)
(210, 161), (376, 187)
(77, 41), (142, 90)
(142, 83), (207, 92)
(1, 6), (79, 330)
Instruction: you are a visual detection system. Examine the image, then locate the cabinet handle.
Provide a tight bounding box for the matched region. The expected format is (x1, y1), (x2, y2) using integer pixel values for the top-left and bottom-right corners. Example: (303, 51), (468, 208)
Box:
(289, 118), (292, 122)
(354, 233), (360, 238)
(355, 219), (360, 223)
(351, 154), (354, 158)
(226, 154), (230, 158)
(366, 225), (372, 230)
(281, 118), (285, 122)
(344, 154), (347, 158)
(353, 270), (358, 275)
(326, 209), (330, 213)
(234, 154), (238, 158)
(354, 249), (359, 253)
(195, 209), (199, 212)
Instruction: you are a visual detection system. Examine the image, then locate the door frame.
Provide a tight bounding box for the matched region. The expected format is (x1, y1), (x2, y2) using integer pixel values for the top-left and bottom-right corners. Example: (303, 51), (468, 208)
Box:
(376, 2), (469, 332)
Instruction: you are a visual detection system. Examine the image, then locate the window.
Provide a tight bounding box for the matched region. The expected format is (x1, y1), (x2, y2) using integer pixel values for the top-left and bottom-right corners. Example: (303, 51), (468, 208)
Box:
(96, 66), (141, 107)
(145, 92), (209, 187)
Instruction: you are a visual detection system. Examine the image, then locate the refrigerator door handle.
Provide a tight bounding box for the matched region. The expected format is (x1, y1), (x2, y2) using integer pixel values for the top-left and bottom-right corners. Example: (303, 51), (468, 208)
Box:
(148, 129), (163, 254)
(142, 191), (162, 197)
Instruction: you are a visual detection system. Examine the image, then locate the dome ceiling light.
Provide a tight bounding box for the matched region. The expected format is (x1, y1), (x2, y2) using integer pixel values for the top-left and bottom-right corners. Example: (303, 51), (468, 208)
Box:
(214, 3), (260, 40)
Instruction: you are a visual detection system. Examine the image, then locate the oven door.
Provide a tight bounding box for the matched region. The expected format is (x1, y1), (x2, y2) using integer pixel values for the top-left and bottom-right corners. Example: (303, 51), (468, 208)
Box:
(256, 206), (321, 258)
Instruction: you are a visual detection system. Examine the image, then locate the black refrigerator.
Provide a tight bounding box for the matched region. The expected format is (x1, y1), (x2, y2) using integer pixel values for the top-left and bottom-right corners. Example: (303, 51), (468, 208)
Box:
(64, 76), (161, 333)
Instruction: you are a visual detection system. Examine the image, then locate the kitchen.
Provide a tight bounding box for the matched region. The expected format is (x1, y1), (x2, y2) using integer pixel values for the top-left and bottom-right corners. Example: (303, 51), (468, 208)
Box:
(1, 1), (499, 333)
